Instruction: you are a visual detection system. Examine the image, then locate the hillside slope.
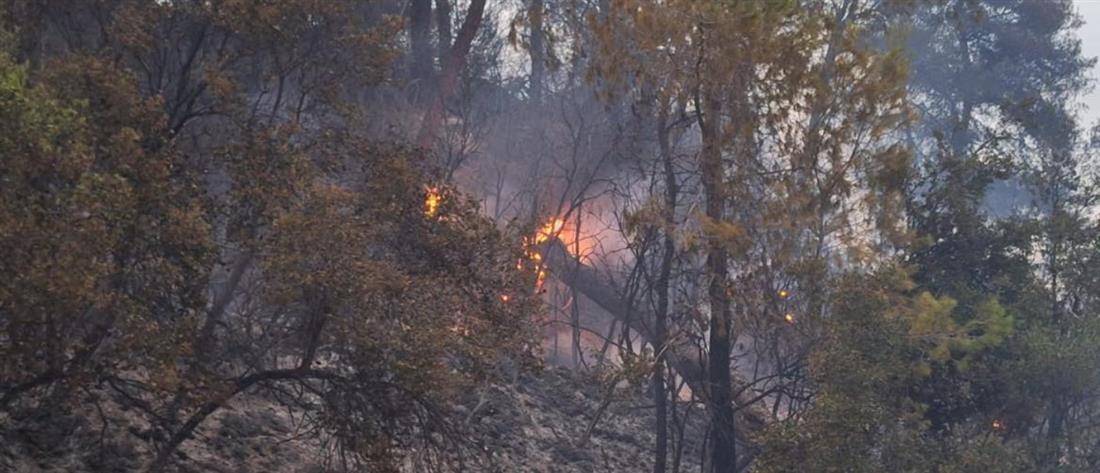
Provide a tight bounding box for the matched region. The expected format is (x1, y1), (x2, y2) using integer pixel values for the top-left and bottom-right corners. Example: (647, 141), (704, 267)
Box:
(1, 367), (706, 472)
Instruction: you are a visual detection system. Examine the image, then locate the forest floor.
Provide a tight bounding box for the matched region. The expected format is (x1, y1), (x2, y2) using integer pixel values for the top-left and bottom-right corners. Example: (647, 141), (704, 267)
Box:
(1, 367), (706, 472)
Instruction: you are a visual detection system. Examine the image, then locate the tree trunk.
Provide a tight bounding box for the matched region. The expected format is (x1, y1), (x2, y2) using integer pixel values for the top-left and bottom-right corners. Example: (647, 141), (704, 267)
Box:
(1046, 188), (1067, 466)
(653, 104), (677, 473)
(571, 210), (583, 368)
(540, 237), (768, 434)
(699, 89), (736, 473)
(416, 0), (487, 148)
(528, 0), (545, 103)
(435, 0), (453, 61)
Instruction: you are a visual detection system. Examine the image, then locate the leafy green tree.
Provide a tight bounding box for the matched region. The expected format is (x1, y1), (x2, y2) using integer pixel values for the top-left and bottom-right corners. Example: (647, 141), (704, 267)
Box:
(893, 2), (1100, 467)
(756, 268), (1029, 473)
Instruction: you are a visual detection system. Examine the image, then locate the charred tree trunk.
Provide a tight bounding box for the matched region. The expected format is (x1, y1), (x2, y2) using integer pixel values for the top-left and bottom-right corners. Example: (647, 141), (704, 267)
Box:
(416, 0), (486, 148)
(528, 0), (545, 103)
(653, 105), (677, 473)
(699, 88), (735, 473)
(571, 211), (584, 368)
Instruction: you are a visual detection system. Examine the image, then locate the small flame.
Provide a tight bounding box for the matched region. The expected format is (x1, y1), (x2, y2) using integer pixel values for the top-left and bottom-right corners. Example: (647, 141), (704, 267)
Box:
(424, 186), (442, 217)
(535, 218), (565, 245)
(518, 217), (566, 290)
(992, 419), (1004, 430)
(500, 294), (510, 302)
(778, 290), (789, 299)
(784, 313), (795, 324)
(519, 215), (597, 290)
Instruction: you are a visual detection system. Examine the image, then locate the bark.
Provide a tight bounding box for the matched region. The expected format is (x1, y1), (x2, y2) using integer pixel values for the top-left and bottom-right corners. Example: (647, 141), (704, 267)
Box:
(1046, 183), (1068, 464)
(198, 251), (254, 353)
(653, 105), (676, 473)
(408, 0), (433, 81)
(416, 0), (487, 148)
(435, 0), (453, 60)
(570, 211), (583, 368)
(528, 0), (545, 103)
(699, 89), (736, 473)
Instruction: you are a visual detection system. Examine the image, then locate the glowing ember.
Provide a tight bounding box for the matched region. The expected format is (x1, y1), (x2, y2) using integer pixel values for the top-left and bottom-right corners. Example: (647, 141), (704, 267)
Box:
(778, 290), (789, 299)
(992, 419), (1004, 430)
(500, 294), (511, 302)
(424, 186), (442, 217)
(784, 313), (795, 324)
(449, 320), (470, 336)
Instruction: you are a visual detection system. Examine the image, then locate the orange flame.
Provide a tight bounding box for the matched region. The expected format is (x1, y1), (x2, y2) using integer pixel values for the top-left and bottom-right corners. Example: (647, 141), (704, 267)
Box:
(519, 215), (599, 289)
(518, 217), (566, 289)
(535, 218), (565, 245)
(424, 186), (442, 217)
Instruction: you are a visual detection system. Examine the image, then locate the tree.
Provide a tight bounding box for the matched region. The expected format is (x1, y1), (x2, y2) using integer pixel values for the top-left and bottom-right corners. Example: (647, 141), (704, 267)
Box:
(756, 268), (1026, 473)
(754, 2), (1100, 469)
(896, 1), (1099, 466)
(0, 52), (212, 413)
(592, 1), (911, 471)
(0, 4), (539, 471)
(904, 0), (1090, 161)
(4, 1), (1100, 472)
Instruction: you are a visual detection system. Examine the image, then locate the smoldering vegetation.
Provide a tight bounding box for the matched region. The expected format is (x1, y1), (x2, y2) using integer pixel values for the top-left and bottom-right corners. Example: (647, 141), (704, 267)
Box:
(2, 1), (1100, 473)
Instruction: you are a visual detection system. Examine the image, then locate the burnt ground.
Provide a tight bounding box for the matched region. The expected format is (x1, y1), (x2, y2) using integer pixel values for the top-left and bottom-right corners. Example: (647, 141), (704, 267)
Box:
(1, 367), (707, 472)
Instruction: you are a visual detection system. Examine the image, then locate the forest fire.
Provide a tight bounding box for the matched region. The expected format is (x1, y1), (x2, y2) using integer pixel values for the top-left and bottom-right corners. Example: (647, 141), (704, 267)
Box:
(535, 217), (565, 245)
(523, 218), (563, 287)
(519, 216), (600, 288)
(535, 216), (600, 262)
(8, 2), (1097, 473)
(424, 186), (442, 217)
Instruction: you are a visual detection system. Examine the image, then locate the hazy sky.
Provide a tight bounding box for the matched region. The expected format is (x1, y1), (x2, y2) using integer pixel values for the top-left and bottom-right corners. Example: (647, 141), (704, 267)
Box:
(1076, 0), (1100, 127)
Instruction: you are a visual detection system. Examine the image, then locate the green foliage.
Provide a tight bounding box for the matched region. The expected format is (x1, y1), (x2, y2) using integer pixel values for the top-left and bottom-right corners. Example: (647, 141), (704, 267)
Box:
(907, 293), (1013, 374)
(756, 269), (929, 473)
(756, 268), (1031, 472)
